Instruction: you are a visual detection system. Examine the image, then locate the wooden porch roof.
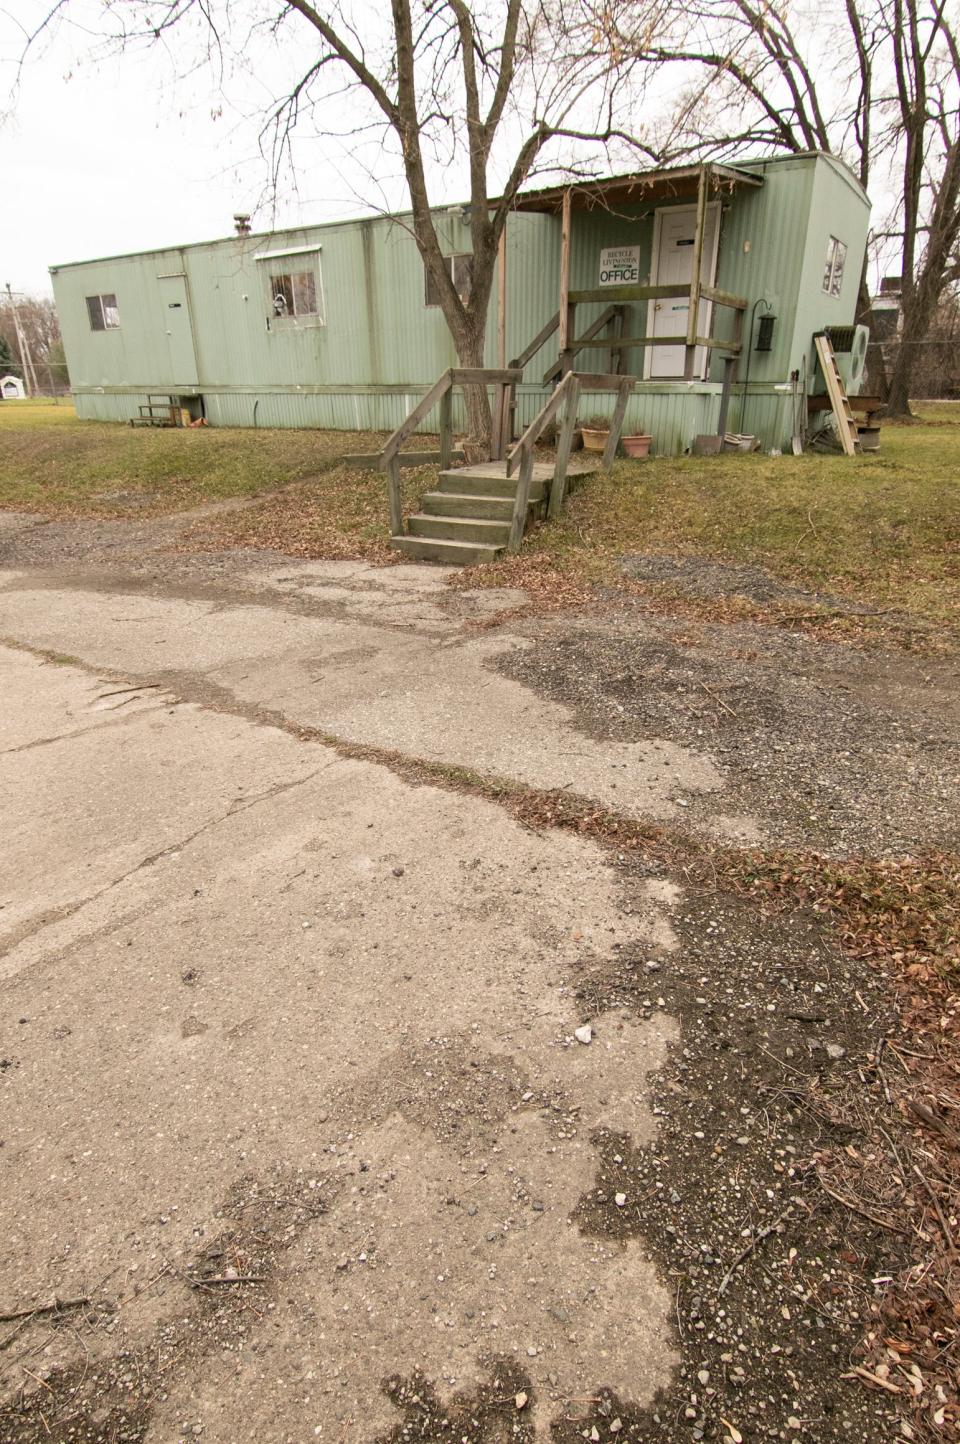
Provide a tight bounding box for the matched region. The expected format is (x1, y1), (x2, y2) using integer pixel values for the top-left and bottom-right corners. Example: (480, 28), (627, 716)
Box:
(510, 162), (763, 214)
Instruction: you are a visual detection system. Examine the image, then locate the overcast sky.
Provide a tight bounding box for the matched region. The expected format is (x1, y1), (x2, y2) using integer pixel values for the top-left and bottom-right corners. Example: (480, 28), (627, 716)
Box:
(3, 0), (898, 302)
(1, 2), (422, 298)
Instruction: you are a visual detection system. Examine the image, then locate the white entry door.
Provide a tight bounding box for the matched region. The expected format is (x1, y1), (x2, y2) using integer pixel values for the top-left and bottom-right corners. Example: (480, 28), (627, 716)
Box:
(158, 274), (199, 387)
(645, 203), (720, 379)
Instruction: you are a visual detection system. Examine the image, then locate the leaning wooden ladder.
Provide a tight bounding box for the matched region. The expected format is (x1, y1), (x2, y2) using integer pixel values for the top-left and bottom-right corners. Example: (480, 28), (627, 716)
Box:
(814, 334), (861, 456)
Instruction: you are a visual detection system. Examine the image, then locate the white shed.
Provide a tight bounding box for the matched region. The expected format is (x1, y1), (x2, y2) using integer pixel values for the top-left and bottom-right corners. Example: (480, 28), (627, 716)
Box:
(1, 376), (26, 399)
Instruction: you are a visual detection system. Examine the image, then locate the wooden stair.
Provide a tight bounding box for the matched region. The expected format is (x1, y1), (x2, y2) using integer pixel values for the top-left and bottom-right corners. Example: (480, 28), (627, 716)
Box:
(390, 458), (594, 564)
(380, 367), (634, 565)
(390, 462), (550, 563)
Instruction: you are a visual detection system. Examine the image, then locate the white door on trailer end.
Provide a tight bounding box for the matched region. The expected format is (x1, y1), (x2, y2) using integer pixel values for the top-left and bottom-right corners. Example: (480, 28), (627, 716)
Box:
(645, 203), (720, 380)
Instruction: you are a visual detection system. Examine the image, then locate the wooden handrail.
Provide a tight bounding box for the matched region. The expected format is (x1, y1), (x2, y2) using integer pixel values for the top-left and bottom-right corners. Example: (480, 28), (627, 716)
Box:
(506, 372), (580, 550)
(509, 314), (560, 370)
(380, 370), (452, 466)
(505, 370), (577, 479)
(573, 335), (742, 354)
(505, 368), (639, 553)
(542, 304), (625, 383)
(568, 284), (690, 304)
(378, 366), (525, 468)
(699, 285), (748, 310)
(377, 365), (524, 536)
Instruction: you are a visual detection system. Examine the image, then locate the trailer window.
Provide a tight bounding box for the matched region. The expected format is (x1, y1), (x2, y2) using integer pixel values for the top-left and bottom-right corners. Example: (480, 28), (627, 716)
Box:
(822, 237), (847, 297)
(269, 269), (319, 319)
(86, 294), (120, 330)
(425, 253), (473, 307)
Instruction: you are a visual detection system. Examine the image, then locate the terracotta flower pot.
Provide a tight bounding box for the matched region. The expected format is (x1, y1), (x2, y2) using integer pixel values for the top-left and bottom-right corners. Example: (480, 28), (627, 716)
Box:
(622, 433), (653, 458)
(581, 427), (609, 452)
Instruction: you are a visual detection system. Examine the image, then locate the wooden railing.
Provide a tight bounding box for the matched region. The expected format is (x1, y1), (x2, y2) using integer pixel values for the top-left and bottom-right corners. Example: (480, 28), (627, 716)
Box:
(346, 366), (522, 535)
(542, 305), (626, 383)
(503, 371), (636, 553)
(559, 283), (748, 381)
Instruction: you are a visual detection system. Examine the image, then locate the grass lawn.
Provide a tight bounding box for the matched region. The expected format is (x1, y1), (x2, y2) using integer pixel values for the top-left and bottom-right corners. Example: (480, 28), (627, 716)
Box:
(0, 401), (383, 517)
(2, 397), (957, 649)
(478, 413), (960, 648)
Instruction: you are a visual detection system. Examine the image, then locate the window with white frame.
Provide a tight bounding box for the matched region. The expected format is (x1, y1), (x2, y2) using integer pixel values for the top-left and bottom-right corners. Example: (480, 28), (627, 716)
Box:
(86, 293), (120, 330)
(822, 237), (848, 297)
(256, 248), (325, 325)
(425, 254), (473, 307)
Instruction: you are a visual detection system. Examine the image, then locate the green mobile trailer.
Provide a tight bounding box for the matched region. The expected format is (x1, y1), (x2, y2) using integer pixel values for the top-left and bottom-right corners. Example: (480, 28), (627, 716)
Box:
(51, 151), (870, 456)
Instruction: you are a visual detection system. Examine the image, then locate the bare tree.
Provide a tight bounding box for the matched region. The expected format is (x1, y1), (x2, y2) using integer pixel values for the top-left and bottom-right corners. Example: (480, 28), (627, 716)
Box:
(591, 0), (959, 415)
(18, 0), (664, 447)
(0, 293), (66, 393)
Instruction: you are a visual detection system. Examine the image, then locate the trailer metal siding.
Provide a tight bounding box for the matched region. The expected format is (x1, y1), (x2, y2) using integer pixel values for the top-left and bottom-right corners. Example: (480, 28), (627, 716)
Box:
(54, 152), (868, 453)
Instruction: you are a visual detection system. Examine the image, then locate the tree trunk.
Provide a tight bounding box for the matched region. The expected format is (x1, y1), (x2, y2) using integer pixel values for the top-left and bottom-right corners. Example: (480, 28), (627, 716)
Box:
(885, 284), (938, 417)
(447, 313), (493, 460)
(885, 347), (914, 417)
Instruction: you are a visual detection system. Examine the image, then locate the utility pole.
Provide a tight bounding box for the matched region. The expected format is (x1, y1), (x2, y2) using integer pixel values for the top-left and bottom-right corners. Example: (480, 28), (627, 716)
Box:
(4, 283), (40, 395)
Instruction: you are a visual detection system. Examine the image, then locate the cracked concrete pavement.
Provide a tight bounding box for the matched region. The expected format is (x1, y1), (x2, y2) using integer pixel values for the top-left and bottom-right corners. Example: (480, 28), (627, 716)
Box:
(0, 558), (742, 1440)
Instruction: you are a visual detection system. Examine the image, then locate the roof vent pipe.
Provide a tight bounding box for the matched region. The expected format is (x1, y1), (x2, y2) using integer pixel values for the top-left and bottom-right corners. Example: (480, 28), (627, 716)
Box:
(234, 214), (252, 236)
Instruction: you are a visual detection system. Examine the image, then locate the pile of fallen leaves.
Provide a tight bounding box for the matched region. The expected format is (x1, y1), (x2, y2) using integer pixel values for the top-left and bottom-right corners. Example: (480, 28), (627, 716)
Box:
(452, 554), (946, 652)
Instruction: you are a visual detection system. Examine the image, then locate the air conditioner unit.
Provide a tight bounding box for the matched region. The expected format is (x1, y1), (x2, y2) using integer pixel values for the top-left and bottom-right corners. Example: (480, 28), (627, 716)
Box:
(824, 324), (870, 395)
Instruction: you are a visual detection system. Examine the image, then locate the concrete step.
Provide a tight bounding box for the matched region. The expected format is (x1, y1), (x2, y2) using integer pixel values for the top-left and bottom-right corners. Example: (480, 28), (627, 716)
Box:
(390, 535), (504, 565)
(421, 491), (537, 522)
(407, 514), (511, 545)
(437, 469), (548, 501)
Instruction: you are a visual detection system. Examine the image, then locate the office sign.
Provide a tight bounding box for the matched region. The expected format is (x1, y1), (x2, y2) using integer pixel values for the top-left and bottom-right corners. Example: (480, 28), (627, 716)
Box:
(598, 245), (640, 286)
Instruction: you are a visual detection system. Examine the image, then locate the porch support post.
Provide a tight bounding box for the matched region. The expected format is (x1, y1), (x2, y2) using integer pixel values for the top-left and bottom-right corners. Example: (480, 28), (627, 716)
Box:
(549, 376), (582, 517)
(387, 454), (403, 536)
(497, 228), (507, 369)
(684, 165), (710, 382)
(608, 306), (624, 375)
(438, 385), (454, 469)
(558, 188), (575, 376)
(716, 354), (737, 438)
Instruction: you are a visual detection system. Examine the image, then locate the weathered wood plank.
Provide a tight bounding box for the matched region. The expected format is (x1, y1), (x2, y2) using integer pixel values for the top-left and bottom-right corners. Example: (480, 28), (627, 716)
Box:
(716, 354), (737, 437)
(602, 379), (633, 468)
(558, 188), (572, 351)
(608, 307), (624, 377)
(449, 367), (523, 385)
(510, 312), (560, 370)
(699, 284), (748, 310)
(694, 336), (742, 352)
(543, 304), (625, 382)
(568, 284), (690, 304)
(686, 165), (710, 352)
(508, 445), (536, 553)
(387, 454), (403, 536)
(549, 376), (582, 518)
(381, 371), (453, 464)
(438, 387), (454, 471)
(489, 383), (506, 463)
(576, 373), (638, 391)
(497, 229), (507, 369)
(807, 392), (883, 415)
(506, 374), (574, 477)
(500, 382), (515, 454)
(573, 335), (688, 349)
(574, 335), (741, 353)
